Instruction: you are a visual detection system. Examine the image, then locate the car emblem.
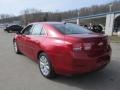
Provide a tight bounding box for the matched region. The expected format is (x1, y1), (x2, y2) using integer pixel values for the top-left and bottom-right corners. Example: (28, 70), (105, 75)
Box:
(98, 42), (103, 46)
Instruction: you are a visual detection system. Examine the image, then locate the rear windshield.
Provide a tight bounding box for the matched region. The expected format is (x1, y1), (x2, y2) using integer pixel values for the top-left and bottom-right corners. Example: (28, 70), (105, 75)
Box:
(52, 23), (92, 35)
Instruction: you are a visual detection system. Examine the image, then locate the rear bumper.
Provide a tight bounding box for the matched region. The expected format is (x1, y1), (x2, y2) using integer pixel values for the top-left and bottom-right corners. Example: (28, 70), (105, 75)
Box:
(54, 52), (111, 75)
(68, 55), (110, 75)
(48, 45), (111, 75)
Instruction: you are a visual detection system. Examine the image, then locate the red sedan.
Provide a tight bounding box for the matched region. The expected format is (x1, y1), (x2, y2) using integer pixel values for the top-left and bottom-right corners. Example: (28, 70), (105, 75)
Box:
(13, 22), (111, 78)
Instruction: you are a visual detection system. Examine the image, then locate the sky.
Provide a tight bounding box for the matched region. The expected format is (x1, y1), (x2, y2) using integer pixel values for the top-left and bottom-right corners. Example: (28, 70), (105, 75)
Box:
(0, 0), (114, 16)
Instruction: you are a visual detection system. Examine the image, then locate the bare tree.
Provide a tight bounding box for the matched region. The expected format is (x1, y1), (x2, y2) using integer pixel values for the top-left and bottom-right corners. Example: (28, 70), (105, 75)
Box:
(1, 0), (120, 25)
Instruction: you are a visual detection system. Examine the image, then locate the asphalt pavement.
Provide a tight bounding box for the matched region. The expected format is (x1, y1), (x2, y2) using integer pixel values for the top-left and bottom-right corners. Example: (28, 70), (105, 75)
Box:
(0, 29), (120, 90)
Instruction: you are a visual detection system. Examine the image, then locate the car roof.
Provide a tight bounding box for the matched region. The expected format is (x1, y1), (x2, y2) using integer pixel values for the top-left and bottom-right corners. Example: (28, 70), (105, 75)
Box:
(30, 22), (64, 25)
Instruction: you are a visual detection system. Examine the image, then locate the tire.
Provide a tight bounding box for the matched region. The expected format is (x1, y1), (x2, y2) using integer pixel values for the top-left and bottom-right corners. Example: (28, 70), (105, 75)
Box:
(4, 29), (6, 32)
(13, 41), (21, 54)
(7, 30), (10, 33)
(38, 53), (55, 78)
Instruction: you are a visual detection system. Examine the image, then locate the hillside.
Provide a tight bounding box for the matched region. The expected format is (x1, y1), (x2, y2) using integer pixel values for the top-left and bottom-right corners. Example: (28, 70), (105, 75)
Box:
(0, 0), (120, 25)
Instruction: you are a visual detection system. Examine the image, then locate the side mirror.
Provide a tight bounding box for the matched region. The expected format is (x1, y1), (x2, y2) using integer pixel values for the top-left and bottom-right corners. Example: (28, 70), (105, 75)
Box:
(16, 26), (23, 34)
(16, 31), (22, 34)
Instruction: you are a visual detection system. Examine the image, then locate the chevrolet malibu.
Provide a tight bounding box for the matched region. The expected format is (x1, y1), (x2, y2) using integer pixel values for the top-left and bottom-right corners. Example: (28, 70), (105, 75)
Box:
(13, 22), (111, 78)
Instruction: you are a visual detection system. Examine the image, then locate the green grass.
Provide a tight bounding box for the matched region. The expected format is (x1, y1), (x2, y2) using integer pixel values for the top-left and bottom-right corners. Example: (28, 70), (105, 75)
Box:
(109, 36), (120, 43)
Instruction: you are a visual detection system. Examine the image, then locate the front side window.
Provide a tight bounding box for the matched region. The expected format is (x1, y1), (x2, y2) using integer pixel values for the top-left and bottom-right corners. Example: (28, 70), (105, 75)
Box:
(22, 25), (33, 35)
(53, 23), (93, 35)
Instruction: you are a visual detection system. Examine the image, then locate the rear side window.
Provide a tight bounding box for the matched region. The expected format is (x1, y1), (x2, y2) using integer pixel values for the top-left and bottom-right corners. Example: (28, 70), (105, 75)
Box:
(53, 23), (92, 35)
(40, 28), (46, 35)
(31, 24), (43, 35)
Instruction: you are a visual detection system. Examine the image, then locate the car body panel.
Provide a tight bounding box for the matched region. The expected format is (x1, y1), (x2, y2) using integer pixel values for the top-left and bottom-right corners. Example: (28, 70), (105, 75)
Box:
(14, 22), (111, 75)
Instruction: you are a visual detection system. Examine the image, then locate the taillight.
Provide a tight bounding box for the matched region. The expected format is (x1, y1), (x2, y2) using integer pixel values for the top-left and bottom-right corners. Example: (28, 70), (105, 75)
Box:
(73, 43), (92, 51)
(65, 41), (92, 51)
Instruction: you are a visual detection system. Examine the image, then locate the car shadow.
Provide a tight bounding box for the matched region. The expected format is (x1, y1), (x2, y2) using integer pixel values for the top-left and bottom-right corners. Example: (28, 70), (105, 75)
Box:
(52, 59), (120, 90)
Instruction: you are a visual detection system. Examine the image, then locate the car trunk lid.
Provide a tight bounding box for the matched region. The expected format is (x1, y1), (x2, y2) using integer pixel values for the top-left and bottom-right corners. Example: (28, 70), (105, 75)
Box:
(67, 33), (109, 57)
